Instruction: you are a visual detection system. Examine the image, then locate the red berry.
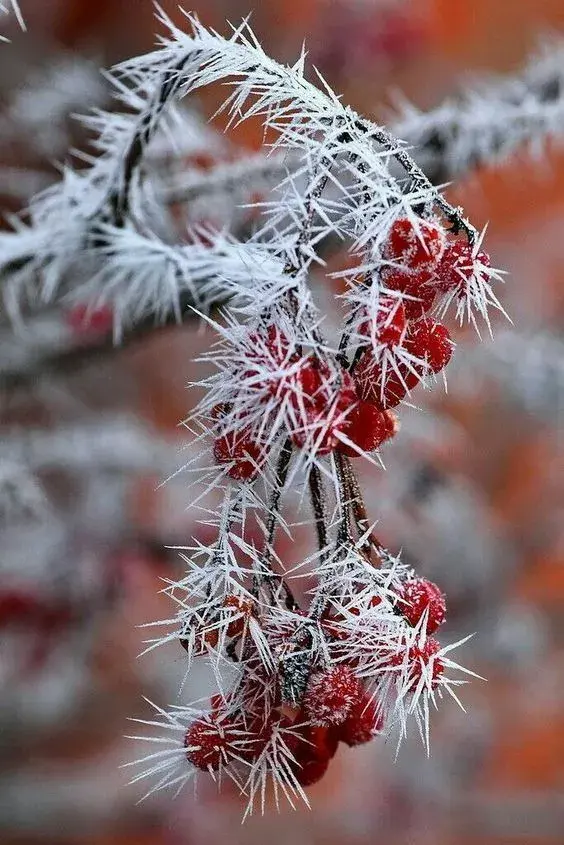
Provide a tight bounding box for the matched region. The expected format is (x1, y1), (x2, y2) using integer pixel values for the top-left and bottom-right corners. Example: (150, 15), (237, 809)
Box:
(337, 401), (398, 456)
(66, 303), (114, 336)
(222, 594), (255, 637)
(245, 325), (299, 395)
(398, 578), (446, 634)
(213, 430), (263, 480)
(384, 217), (445, 269)
(290, 362), (357, 454)
(390, 637), (444, 692)
(289, 720), (339, 786)
(303, 665), (363, 726)
(358, 296), (406, 347)
(292, 752), (330, 786)
(405, 318), (453, 374)
(435, 240), (491, 295)
(184, 716), (235, 770)
(382, 268), (436, 317)
(336, 691), (384, 746)
(353, 350), (420, 409)
(237, 714), (296, 762)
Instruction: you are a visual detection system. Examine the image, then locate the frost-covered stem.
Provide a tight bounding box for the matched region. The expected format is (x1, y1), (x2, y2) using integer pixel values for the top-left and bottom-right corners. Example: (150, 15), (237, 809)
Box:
(259, 438), (297, 608)
(340, 455), (382, 558)
(394, 39), (564, 184)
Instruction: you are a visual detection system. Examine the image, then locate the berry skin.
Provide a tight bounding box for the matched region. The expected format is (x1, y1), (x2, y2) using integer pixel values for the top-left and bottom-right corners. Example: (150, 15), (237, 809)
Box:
(237, 714), (297, 762)
(384, 217), (445, 270)
(398, 578), (446, 634)
(358, 296), (407, 347)
(290, 362), (357, 454)
(222, 594), (255, 637)
(336, 691), (384, 746)
(289, 721), (339, 786)
(405, 318), (454, 374)
(337, 401), (398, 456)
(246, 325), (299, 395)
(435, 240), (491, 295)
(184, 716), (235, 771)
(353, 350), (420, 409)
(390, 637), (444, 692)
(382, 267), (437, 318)
(303, 665), (363, 726)
(213, 431), (262, 480)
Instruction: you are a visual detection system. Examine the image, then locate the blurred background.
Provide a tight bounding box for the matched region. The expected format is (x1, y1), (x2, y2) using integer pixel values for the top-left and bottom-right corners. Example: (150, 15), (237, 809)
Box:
(0, 1), (563, 844)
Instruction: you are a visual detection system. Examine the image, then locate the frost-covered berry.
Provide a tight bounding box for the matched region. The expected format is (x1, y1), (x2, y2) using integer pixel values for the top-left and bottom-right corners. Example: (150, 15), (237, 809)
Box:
(237, 714), (296, 762)
(391, 637), (444, 692)
(398, 578), (446, 634)
(290, 361), (358, 454)
(384, 217), (445, 270)
(245, 324), (299, 395)
(304, 665), (363, 726)
(336, 691), (384, 746)
(338, 401), (398, 456)
(382, 267), (437, 317)
(353, 351), (420, 409)
(405, 318), (454, 373)
(358, 296), (407, 347)
(180, 624), (219, 655)
(213, 431), (262, 480)
(222, 593), (255, 637)
(436, 240), (491, 295)
(184, 716), (235, 770)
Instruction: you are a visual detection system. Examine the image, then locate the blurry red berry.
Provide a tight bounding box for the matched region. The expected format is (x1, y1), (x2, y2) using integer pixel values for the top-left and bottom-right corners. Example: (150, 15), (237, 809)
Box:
(303, 665), (363, 726)
(338, 401), (398, 456)
(184, 716), (235, 770)
(398, 578), (446, 634)
(66, 303), (114, 336)
(384, 217), (445, 269)
(405, 318), (453, 373)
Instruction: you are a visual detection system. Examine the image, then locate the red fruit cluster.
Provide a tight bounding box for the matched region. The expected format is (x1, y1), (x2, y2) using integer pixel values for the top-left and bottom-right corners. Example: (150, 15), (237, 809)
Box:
(398, 578), (446, 634)
(184, 716), (236, 771)
(353, 317), (454, 409)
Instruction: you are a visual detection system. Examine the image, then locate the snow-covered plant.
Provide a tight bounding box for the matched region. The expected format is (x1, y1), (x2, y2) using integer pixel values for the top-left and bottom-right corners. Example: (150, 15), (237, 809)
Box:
(118, 13), (505, 814)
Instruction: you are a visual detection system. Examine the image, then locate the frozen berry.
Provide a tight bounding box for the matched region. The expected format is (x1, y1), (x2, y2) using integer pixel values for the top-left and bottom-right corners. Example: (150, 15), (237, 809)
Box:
(337, 691), (384, 746)
(337, 401), (397, 456)
(180, 624), (219, 655)
(353, 350), (420, 409)
(213, 431), (263, 480)
(384, 217), (445, 270)
(290, 362), (357, 454)
(390, 637), (444, 692)
(304, 665), (363, 726)
(184, 716), (236, 770)
(382, 268), (436, 317)
(435, 240), (491, 295)
(358, 296), (406, 347)
(398, 578), (446, 634)
(405, 318), (453, 373)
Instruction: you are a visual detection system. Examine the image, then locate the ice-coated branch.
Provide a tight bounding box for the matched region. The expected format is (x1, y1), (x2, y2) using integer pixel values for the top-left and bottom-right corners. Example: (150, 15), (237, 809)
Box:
(394, 38), (564, 183)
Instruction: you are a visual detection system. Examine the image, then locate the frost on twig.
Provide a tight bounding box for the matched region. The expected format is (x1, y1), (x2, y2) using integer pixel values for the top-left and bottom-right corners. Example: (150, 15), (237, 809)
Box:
(394, 38), (564, 183)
